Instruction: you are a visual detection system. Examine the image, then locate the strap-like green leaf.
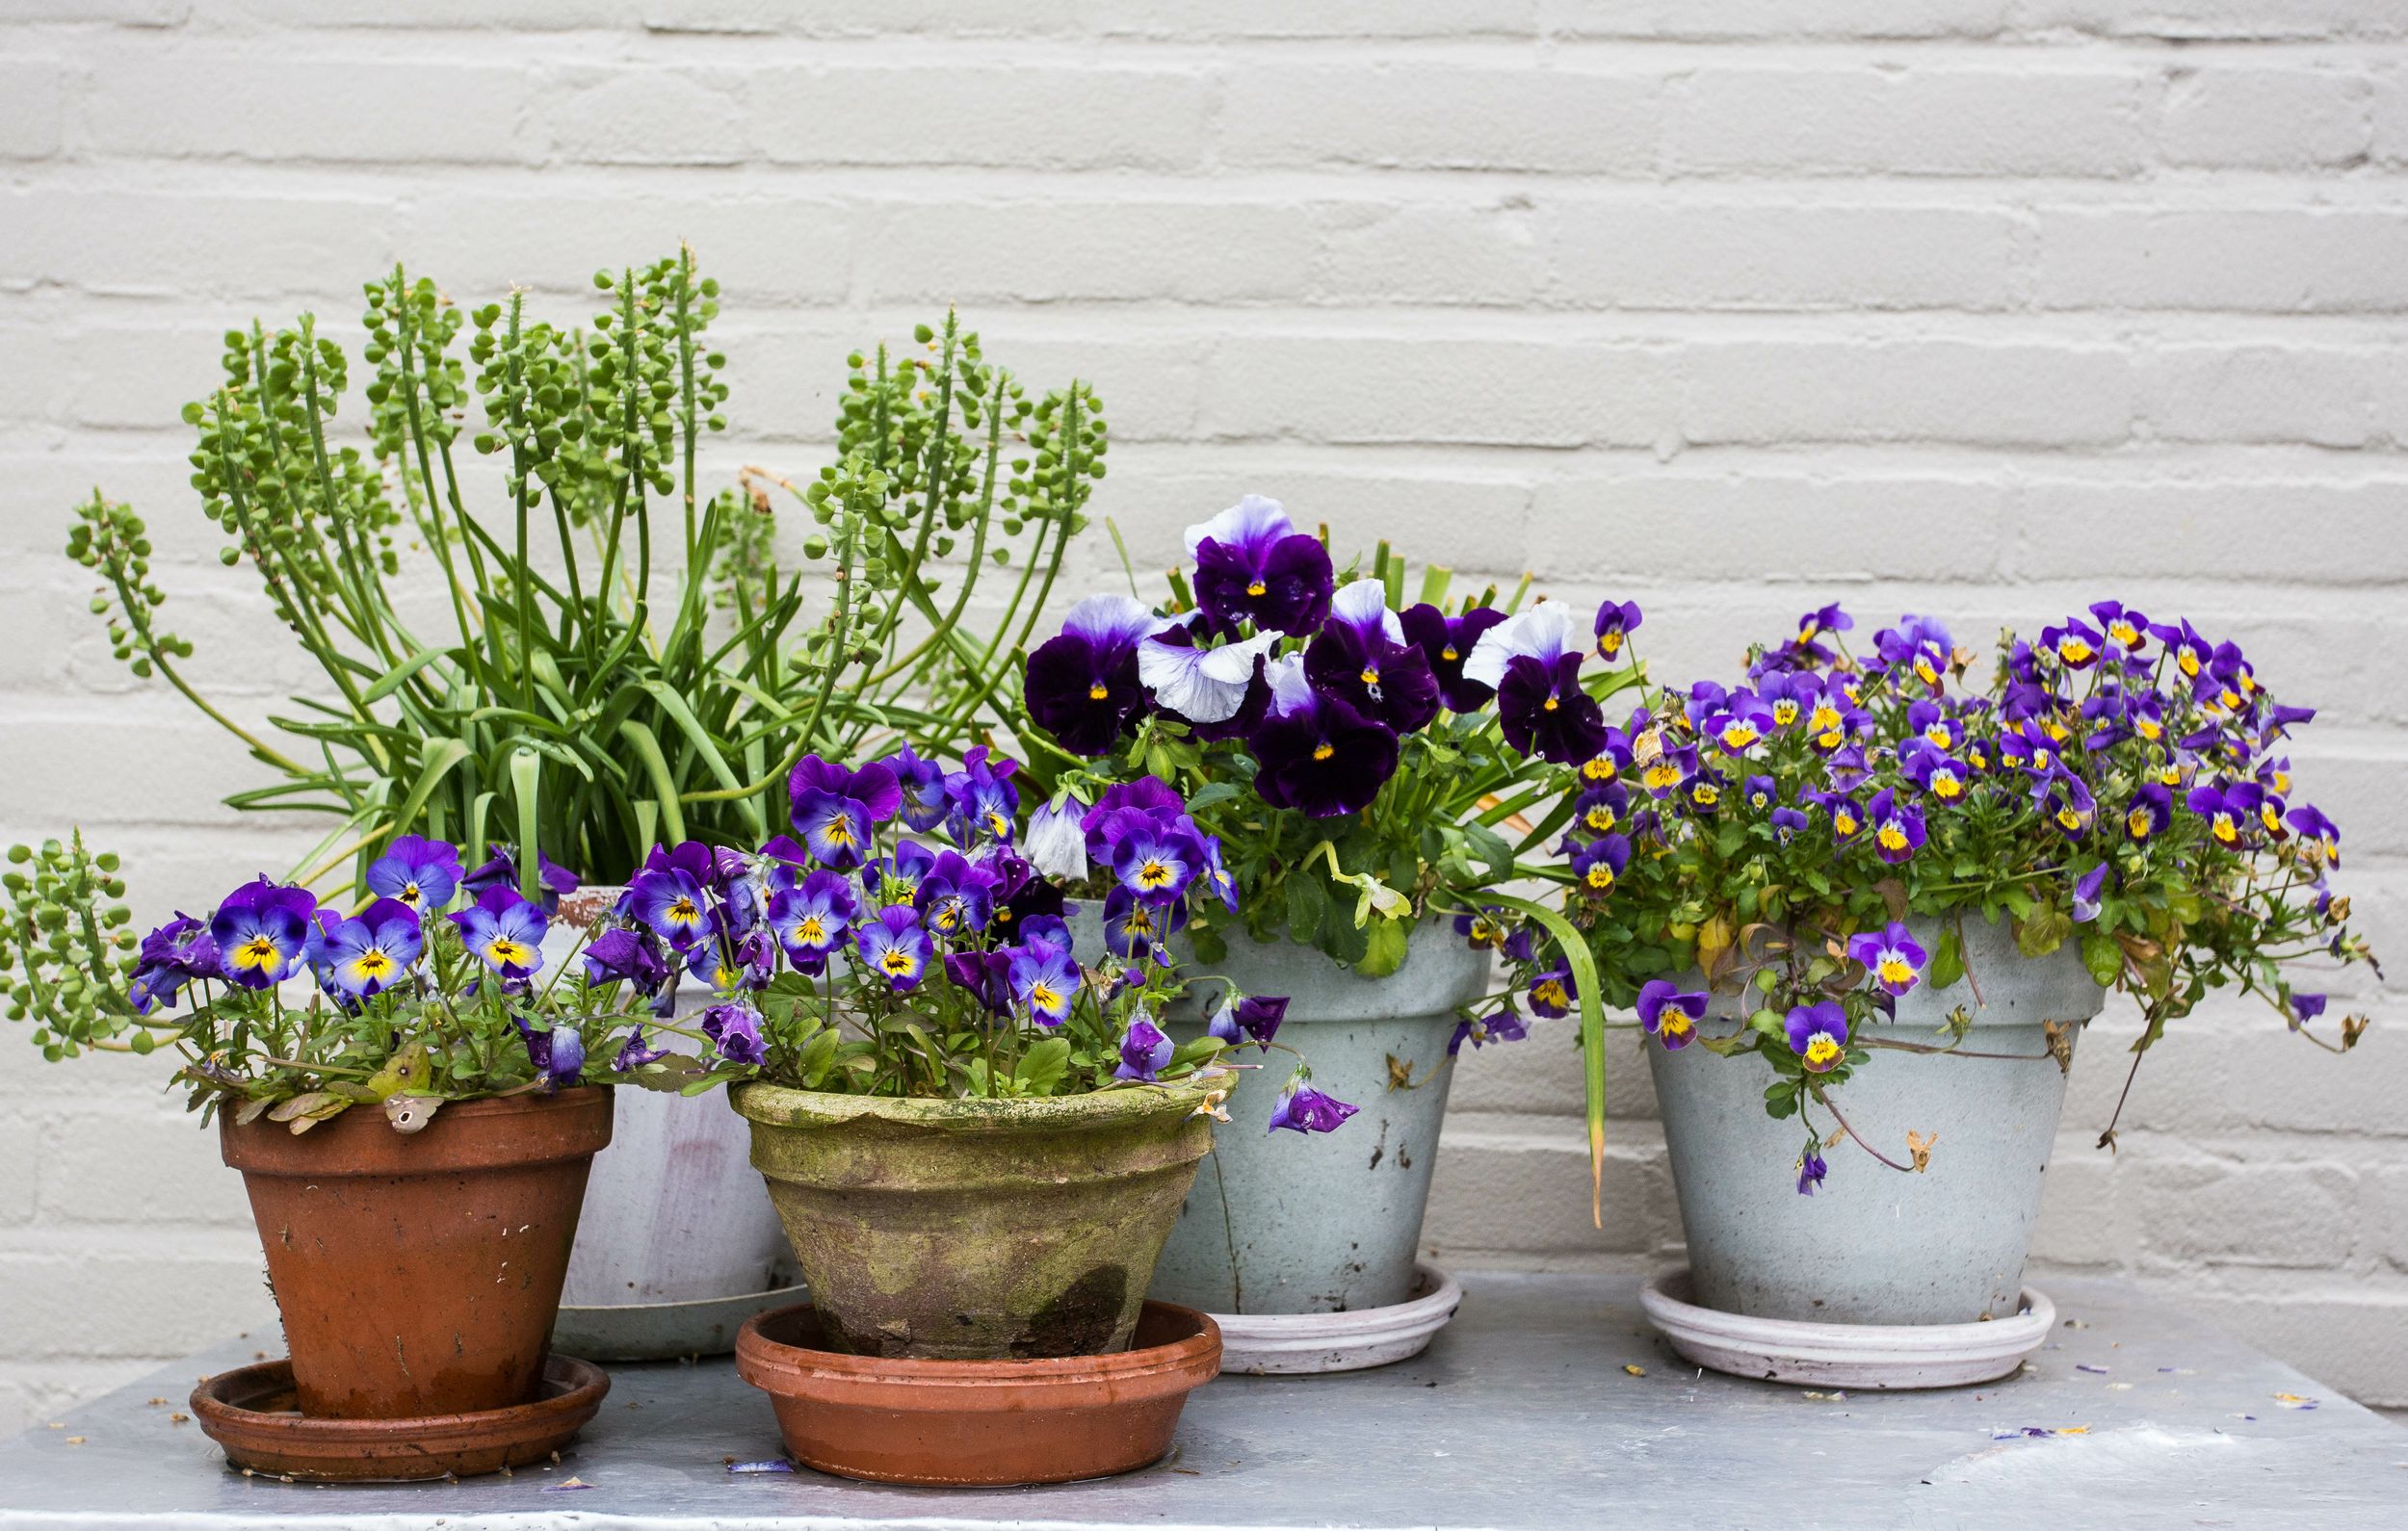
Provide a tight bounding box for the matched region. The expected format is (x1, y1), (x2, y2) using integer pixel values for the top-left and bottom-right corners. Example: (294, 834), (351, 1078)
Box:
(1488, 893), (1609, 1229)
(618, 720), (687, 844)
(386, 739), (472, 847)
(360, 643), (458, 706)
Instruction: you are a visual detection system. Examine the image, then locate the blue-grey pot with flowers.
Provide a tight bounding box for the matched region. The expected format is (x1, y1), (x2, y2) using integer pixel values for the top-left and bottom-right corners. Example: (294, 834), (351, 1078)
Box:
(1126, 917), (1492, 1316)
(1650, 913), (2105, 1327)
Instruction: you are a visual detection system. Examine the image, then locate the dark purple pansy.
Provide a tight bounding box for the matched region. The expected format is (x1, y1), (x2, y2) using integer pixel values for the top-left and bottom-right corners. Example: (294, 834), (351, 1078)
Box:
(1207, 994), (1289, 1052)
(1636, 979), (1707, 1051)
(1797, 1147), (1828, 1196)
(1400, 603), (1507, 714)
(1569, 835), (1630, 896)
(1267, 1079), (1358, 1134)
(612, 1027), (668, 1073)
(209, 877), (317, 990)
(2186, 782), (2260, 849)
(1528, 962), (1577, 1019)
(129, 913), (220, 1012)
(1785, 1000), (1849, 1073)
(460, 845), (579, 914)
(515, 1016), (587, 1090)
(699, 1001), (767, 1067)
(2123, 782), (2173, 843)
(1186, 495), (1335, 636)
(1464, 602), (1610, 766)
(1025, 594), (1170, 756)
(943, 746), (1020, 846)
(1304, 581), (1442, 736)
(581, 926), (669, 996)
(629, 866), (717, 952)
(1248, 664), (1400, 818)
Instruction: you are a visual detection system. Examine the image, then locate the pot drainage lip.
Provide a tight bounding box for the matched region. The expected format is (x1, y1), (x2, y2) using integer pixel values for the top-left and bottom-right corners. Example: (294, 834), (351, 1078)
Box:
(1205, 1261), (1465, 1376)
(190, 1354), (611, 1483)
(1640, 1265), (2056, 1390)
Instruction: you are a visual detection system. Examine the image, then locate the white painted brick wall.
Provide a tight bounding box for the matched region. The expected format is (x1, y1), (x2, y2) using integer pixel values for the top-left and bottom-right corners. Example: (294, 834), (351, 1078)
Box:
(3, 1), (2405, 1432)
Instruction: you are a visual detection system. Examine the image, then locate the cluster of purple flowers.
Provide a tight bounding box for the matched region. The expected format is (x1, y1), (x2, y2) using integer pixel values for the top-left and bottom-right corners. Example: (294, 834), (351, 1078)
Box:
(126, 837), (598, 1090)
(1023, 498), (1641, 818)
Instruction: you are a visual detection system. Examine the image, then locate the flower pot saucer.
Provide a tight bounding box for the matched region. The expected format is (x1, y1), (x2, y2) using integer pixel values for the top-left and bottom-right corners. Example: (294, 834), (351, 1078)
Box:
(1206, 1261), (1463, 1376)
(553, 1282), (810, 1362)
(1640, 1266), (2055, 1389)
(190, 1354), (610, 1482)
(734, 1299), (1220, 1486)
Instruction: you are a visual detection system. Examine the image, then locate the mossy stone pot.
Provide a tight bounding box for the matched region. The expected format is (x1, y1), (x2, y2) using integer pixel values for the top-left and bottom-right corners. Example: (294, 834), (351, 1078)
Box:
(730, 1077), (1217, 1361)
(1650, 913), (2106, 1327)
(1146, 920), (1492, 1316)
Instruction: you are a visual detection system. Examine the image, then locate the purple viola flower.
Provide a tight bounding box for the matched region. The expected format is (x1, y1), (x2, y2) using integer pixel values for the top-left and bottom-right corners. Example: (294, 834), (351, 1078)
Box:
(1102, 883), (1186, 962)
(629, 865), (717, 953)
(1569, 835), (1630, 897)
(1112, 1016), (1176, 1081)
(943, 746), (1021, 846)
(1449, 1009), (1531, 1055)
(2186, 782), (2261, 849)
(128, 913), (221, 1013)
(2122, 782), (2173, 843)
(1528, 962), (1577, 1019)
(1592, 599), (1644, 662)
(1400, 603), (1508, 714)
(1638, 740), (1696, 799)
(769, 869), (857, 970)
(1705, 693), (1776, 757)
(1769, 806), (1811, 842)
(1462, 602), (1610, 765)
(996, 869), (1069, 935)
(1820, 793), (1866, 847)
(2071, 864), (2109, 924)
(450, 885), (549, 980)
(2043, 773), (2097, 840)
(2290, 993), (2328, 1030)
(1785, 1000), (1850, 1073)
(1248, 676), (1400, 818)
(1008, 943), (1083, 1027)
(208, 877), (317, 990)
(312, 896), (424, 999)
(1078, 777), (1186, 860)
(1636, 979), (1707, 1051)
(364, 835), (462, 914)
(2040, 615), (2105, 670)
(1866, 789), (1925, 865)
(1682, 767), (1727, 816)
(1206, 994), (1289, 1051)
(1186, 495), (1335, 636)
(880, 745), (953, 834)
(1797, 1146), (1829, 1196)
(2288, 805), (2341, 866)
(1899, 744), (1973, 805)
(943, 948), (1014, 1016)
(1741, 774), (1777, 813)
(1111, 819), (1206, 905)
(581, 926), (669, 996)
(460, 845), (579, 914)
(612, 1027), (668, 1073)
(915, 850), (1000, 938)
(1025, 593), (1172, 756)
(1845, 921), (1927, 997)
(1268, 1078), (1359, 1134)
(789, 754), (903, 870)
(1454, 906), (1508, 949)
(515, 1017), (587, 1090)
(1757, 670), (1822, 732)
(1873, 613), (1953, 691)
(699, 1001), (767, 1067)
(854, 905), (933, 992)
(1904, 700), (1959, 754)
(1791, 603), (1853, 664)
(2088, 600), (2149, 655)
(866, 840), (939, 909)
(1573, 780), (1629, 838)
(1304, 581), (1442, 736)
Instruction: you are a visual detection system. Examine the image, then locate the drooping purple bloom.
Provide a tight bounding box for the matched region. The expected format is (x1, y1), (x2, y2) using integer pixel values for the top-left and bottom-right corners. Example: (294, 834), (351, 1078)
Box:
(1592, 599), (1644, 662)
(943, 948), (1015, 1016)
(460, 845), (579, 914)
(1785, 1000), (1850, 1073)
(854, 905), (933, 992)
(312, 896), (424, 999)
(208, 877), (317, 990)
(1186, 495), (1335, 636)
(1636, 979), (1706, 1051)
(1207, 994), (1288, 1051)
(1112, 1016), (1176, 1081)
(515, 1017), (587, 1090)
(364, 835), (462, 914)
(128, 913), (221, 1012)
(1025, 593), (1172, 756)
(789, 754), (903, 869)
(2071, 864), (2109, 924)
(1008, 943), (1083, 1027)
(2287, 805), (2341, 866)
(698, 1002), (767, 1067)
(1797, 1147), (1828, 1196)
(612, 1027), (668, 1072)
(1400, 603), (1508, 714)
(880, 745), (953, 834)
(2290, 993), (2328, 1030)
(1845, 921), (1927, 997)
(1866, 788), (1926, 865)
(1304, 580), (1442, 736)
(1267, 1079), (1358, 1135)
(450, 885), (550, 980)
(581, 925), (669, 996)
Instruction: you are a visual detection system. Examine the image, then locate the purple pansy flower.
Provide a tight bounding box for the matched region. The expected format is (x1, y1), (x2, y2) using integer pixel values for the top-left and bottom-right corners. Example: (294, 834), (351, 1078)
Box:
(1592, 599), (1643, 662)
(209, 877), (317, 990)
(1207, 994), (1289, 1051)
(768, 870), (857, 970)
(1573, 780), (1628, 839)
(854, 905), (933, 992)
(629, 866), (717, 952)
(581, 926), (669, 996)
(1462, 602), (1610, 766)
(880, 745), (953, 833)
(2041, 614), (2105, 669)
(450, 885), (549, 981)
(1025, 593), (1172, 756)
(1528, 962), (1577, 1019)
(1636, 979), (1707, 1051)
(789, 754), (903, 869)
(1769, 805), (1811, 842)
(364, 835), (462, 914)
(2071, 864), (2109, 923)
(1102, 884), (1186, 962)
(515, 1017), (586, 1090)
(1797, 1147), (1828, 1196)
(866, 840), (939, 908)
(1706, 693), (1776, 757)
(2089, 600), (2150, 655)
(1785, 1000), (1850, 1073)
(2287, 805), (2341, 866)
(1112, 1016), (1176, 1081)
(2290, 993), (2327, 1030)
(1569, 835), (1630, 896)
(2186, 782), (2261, 849)
(1267, 1079), (1358, 1134)
(1866, 788), (1925, 865)
(1400, 603), (1508, 714)
(1845, 921), (1927, 997)
(128, 913), (221, 1012)
(1186, 495), (1335, 636)
(699, 1001), (767, 1067)
(2123, 782), (2174, 843)
(943, 746), (1020, 846)
(1008, 942), (1083, 1026)
(1248, 664), (1400, 818)
(1111, 819), (1206, 906)
(1304, 580), (1442, 736)
(312, 896), (424, 999)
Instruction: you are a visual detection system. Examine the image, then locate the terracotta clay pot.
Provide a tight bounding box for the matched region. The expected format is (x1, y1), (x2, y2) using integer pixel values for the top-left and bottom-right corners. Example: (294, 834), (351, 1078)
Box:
(731, 1077), (1215, 1361)
(734, 1299), (1220, 1486)
(222, 1087), (614, 1418)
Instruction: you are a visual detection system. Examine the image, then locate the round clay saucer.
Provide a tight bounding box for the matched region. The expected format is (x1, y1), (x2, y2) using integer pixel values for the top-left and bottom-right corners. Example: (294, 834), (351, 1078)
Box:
(191, 1354), (611, 1482)
(735, 1299), (1221, 1487)
(1209, 1261), (1463, 1376)
(1641, 1265), (2056, 1389)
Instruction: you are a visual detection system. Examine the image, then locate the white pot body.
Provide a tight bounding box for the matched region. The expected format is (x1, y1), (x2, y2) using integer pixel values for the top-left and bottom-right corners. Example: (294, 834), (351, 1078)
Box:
(1651, 913), (2105, 1326)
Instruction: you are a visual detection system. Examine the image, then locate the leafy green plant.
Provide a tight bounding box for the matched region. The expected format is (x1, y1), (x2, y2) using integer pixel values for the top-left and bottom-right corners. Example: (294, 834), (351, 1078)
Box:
(65, 251), (1104, 902)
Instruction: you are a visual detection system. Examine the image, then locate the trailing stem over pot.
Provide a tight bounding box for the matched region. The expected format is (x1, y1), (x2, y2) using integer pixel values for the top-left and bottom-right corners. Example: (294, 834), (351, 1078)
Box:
(59, 247), (1105, 895)
(1011, 497), (1644, 1203)
(1490, 600), (2379, 1199)
(1, 835), (654, 1130)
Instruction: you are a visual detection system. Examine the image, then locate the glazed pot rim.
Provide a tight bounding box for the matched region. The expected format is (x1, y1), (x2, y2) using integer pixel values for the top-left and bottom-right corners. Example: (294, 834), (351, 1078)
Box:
(736, 1300), (1219, 1390)
(729, 1071), (1220, 1133)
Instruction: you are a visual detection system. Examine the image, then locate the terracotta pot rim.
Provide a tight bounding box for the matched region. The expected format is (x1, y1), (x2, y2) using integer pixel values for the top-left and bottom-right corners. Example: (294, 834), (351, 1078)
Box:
(730, 1073), (1219, 1134)
(736, 1299), (1220, 1394)
(221, 1084), (614, 1176)
(191, 1354), (609, 1480)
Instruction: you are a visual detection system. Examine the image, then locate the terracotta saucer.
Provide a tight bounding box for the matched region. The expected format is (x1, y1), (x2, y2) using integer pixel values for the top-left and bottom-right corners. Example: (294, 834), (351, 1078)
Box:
(735, 1299), (1221, 1487)
(191, 1354), (611, 1482)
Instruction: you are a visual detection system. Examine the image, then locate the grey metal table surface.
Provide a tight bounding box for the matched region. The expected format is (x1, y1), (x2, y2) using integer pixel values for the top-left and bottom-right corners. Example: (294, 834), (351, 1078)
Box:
(2, 1273), (2400, 1530)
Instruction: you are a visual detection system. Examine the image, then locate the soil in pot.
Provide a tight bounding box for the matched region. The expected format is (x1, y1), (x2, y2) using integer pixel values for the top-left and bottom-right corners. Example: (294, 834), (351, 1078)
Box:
(732, 1076), (1216, 1361)
(1147, 919), (1491, 1316)
(222, 1086), (613, 1418)
(1651, 914), (2105, 1326)
(734, 1299), (1220, 1486)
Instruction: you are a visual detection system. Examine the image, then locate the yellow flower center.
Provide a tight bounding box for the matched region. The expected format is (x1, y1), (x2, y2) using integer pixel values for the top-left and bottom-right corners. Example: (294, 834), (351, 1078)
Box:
(1772, 700), (1799, 725)
(2056, 806), (2082, 831)
(1585, 865), (1614, 891)
(1934, 771), (1962, 799)
(881, 948), (914, 975)
(233, 935), (281, 972)
(798, 917), (825, 944)
(1029, 981), (1063, 1013)
(1804, 1035), (1842, 1069)
(1312, 742), (1335, 761)
(2127, 808), (2153, 838)
(1877, 957), (1915, 987)
(1139, 859), (1175, 889)
(1691, 784), (1720, 807)
(1599, 632), (1622, 656)
(1088, 683), (1110, 700)
(486, 938), (529, 968)
(1359, 665), (1380, 686)
(1542, 696), (1559, 712)
(1661, 1012), (1692, 1038)
(1722, 724), (1759, 749)
(1246, 580), (1268, 597)
(1876, 823), (1908, 852)
(1585, 806), (1616, 832)
(1534, 980), (1567, 1008)
(2059, 638), (2094, 663)
(1834, 811), (1858, 836)
(351, 949), (394, 980)
(1441, 645), (1458, 662)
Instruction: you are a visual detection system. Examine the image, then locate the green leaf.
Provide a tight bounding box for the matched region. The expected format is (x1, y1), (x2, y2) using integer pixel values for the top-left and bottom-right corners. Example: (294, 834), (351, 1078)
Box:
(1487, 893), (1609, 1229)
(1359, 915), (1409, 978)
(360, 643), (457, 705)
(1285, 873), (1327, 943)
(2081, 929), (2123, 989)
(1928, 925), (1966, 993)
(617, 720), (688, 844)
(2015, 905), (2073, 958)
(1013, 1037), (1071, 1096)
(385, 738), (472, 846)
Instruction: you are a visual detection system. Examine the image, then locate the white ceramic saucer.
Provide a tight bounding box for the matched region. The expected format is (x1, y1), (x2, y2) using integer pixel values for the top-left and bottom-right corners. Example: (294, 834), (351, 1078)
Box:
(1640, 1266), (2055, 1389)
(1209, 1262), (1463, 1375)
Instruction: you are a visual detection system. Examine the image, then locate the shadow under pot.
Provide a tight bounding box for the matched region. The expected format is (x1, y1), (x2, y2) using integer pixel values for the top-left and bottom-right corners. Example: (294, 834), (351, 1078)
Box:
(1650, 913), (2106, 1327)
(220, 1086), (614, 1418)
(730, 1076), (1217, 1361)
